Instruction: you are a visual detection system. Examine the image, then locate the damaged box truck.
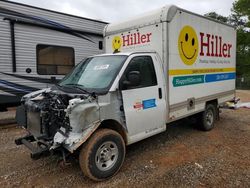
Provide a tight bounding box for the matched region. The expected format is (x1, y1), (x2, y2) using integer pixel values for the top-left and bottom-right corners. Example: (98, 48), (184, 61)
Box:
(15, 5), (236, 181)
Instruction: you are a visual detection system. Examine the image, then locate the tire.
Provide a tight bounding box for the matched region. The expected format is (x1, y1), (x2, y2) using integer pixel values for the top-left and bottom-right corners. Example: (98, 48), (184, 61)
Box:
(79, 129), (125, 181)
(198, 104), (217, 131)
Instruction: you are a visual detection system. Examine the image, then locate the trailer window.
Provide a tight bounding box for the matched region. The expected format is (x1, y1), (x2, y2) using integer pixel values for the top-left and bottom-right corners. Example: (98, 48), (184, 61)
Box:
(37, 44), (74, 75)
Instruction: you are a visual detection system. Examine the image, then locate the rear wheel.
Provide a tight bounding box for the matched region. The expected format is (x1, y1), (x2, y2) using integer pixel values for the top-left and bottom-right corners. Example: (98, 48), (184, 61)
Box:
(198, 104), (217, 131)
(79, 129), (125, 181)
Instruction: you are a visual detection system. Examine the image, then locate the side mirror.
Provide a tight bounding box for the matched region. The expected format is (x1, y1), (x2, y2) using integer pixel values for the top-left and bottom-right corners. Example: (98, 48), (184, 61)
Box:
(121, 71), (141, 89)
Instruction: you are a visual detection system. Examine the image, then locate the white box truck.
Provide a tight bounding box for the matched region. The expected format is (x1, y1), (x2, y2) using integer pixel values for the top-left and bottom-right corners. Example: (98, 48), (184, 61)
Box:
(15, 5), (236, 181)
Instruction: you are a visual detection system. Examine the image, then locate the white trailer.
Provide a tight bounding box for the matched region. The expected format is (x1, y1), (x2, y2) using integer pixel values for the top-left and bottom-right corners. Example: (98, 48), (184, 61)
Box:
(0, 0), (107, 110)
(15, 5), (236, 181)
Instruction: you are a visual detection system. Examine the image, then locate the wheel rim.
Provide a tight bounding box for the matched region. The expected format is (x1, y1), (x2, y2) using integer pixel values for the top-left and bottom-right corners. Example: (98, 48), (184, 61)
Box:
(95, 141), (118, 171)
(206, 109), (214, 126)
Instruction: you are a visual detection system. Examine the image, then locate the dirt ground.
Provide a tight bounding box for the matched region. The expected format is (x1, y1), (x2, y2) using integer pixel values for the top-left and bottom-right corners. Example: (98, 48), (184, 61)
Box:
(0, 90), (249, 188)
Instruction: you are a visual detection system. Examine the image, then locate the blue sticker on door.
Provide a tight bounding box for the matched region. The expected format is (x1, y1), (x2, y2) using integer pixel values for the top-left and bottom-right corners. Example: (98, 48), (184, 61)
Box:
(142, 99), (156, 109)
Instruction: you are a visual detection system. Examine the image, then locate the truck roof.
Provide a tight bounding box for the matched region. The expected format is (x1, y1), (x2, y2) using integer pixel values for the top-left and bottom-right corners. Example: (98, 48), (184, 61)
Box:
(104, 5), (177, 36)
(92, 51), (157, 57)
(104, 4), (234, 36)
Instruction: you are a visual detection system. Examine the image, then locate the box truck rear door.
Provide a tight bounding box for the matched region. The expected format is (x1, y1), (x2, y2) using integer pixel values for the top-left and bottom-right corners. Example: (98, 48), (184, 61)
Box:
(120, 54), (166, 143)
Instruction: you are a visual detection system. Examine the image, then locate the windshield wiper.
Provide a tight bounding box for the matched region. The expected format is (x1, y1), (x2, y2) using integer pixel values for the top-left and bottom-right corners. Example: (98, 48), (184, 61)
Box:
(63, 83), (91, 94)
(55, 83), (64, 89)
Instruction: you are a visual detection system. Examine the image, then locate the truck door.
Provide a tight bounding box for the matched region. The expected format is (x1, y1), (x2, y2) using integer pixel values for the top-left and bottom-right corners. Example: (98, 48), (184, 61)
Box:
(120, 54), (167, 143)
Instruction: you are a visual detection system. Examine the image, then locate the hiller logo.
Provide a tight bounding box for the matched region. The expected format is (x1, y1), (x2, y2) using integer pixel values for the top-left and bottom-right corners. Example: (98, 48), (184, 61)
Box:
(178, 25), (233, 66)
(200, 33), (232, 58)
(122, 32), (152, 46)
(112, 32), (152, 53)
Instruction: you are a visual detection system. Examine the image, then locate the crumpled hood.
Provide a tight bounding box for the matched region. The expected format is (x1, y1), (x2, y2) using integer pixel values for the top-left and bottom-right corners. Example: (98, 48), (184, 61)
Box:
(52, 96), (100, 151)
(22, 88), (51, 101)
(66, 97), (100, 133)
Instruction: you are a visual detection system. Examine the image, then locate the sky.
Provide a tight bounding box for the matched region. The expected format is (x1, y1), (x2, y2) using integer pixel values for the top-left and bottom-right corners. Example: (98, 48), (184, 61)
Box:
(9, 0), (235, 23)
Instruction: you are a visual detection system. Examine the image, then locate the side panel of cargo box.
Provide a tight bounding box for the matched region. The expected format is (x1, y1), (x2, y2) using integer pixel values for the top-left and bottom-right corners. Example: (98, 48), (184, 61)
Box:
(167, 9), (236, 121)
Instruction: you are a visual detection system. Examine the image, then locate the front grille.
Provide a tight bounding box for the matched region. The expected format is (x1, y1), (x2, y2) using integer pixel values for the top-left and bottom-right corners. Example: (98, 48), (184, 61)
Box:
(24, 94), (69, 140)
(27, 110), (42, 138)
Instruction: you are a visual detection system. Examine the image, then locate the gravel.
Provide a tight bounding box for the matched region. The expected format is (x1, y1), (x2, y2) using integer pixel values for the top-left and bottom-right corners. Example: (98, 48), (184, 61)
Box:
(0, 90), (249, 187)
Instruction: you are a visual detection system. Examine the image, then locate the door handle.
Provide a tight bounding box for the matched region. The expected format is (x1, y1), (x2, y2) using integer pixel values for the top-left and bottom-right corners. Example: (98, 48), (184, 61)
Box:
(158, 88), (162, 99)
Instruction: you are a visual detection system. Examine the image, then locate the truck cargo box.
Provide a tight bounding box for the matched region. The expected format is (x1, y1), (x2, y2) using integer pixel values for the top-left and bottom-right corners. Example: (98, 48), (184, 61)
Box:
(104, 5), (236, 121)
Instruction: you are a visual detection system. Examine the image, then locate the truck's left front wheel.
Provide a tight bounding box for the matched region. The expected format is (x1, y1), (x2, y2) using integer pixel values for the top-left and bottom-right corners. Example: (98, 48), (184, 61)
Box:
(79, 129), (125, 181)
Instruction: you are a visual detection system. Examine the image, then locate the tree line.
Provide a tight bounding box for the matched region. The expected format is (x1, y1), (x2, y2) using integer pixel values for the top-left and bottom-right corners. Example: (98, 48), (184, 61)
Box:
(204, 0), (250, 77)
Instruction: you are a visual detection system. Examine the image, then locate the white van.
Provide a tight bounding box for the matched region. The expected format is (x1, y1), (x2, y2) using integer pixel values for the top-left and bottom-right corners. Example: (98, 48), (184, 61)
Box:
(15, 5), (236, 181)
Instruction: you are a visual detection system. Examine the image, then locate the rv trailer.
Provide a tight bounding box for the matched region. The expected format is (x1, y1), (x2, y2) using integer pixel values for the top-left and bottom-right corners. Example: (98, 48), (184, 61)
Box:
(0, 0), (107, 110)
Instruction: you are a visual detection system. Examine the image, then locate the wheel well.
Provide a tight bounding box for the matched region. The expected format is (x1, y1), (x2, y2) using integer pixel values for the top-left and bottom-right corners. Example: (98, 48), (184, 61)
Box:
(98, 120), (128, 145)
(206, 99), (218, 107)
(206, 99), (219, 119)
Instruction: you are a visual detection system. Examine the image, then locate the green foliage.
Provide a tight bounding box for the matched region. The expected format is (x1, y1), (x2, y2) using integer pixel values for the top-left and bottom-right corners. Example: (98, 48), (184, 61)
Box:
(204, 0), (250, 77)
(232, 0), (250, 19)
(231, 0), (250, 77)
(204, 12), (228, 23)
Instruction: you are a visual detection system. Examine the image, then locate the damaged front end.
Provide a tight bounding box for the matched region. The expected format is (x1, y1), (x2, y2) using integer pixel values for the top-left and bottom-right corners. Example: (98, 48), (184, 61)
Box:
(15, 88), (100, 159)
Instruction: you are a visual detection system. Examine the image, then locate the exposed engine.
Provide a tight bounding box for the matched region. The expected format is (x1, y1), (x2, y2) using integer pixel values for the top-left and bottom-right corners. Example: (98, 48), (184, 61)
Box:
(18, 90), (75, 142)
(15, 88), (97, 159)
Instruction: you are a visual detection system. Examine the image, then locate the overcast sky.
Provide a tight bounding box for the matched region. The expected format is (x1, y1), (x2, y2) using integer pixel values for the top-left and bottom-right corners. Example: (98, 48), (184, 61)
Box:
(9, 0), (235, 22)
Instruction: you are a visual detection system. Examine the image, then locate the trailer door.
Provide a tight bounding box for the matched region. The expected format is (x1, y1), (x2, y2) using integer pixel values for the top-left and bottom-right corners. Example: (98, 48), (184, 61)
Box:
(120, 54), (166, 143)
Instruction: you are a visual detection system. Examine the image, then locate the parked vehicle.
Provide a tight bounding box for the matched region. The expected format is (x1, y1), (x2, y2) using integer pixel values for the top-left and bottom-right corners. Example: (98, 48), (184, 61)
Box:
(15, 5), (236, 181)
(0, 0), (107, 110)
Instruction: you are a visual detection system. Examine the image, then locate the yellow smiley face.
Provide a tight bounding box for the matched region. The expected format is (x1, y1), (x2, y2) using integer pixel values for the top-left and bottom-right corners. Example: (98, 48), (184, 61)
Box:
(178, 26), (199, 65)
(112, 36), (122, 52)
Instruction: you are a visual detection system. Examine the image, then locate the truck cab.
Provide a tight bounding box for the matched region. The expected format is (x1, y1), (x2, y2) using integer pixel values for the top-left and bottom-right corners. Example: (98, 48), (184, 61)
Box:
(16, 51), (168, 181)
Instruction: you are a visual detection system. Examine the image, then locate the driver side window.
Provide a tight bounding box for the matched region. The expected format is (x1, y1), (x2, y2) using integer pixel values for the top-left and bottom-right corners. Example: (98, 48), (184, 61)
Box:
(121, 56), (157, 90)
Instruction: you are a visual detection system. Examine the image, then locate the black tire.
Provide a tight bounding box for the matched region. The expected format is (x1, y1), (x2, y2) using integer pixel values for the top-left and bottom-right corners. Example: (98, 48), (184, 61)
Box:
(79, 129), (125, 181)
(198, 104), (217, 131)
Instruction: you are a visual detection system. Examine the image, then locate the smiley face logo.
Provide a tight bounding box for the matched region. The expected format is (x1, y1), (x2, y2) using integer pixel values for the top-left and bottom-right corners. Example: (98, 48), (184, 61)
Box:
(112, 36), (122, 53)
(178, 26), (199, 65)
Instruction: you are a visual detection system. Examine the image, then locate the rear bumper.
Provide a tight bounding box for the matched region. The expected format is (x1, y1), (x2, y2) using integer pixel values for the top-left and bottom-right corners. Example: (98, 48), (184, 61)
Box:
(15, 135), (51, 160)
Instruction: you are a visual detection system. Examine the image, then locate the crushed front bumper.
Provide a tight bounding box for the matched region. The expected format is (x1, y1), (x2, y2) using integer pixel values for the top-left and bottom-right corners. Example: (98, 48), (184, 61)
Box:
(15, 135), (51, 160)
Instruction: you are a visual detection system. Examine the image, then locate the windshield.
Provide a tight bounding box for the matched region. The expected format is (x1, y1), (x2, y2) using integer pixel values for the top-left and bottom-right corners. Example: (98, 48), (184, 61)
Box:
(59, 55), (127, 94)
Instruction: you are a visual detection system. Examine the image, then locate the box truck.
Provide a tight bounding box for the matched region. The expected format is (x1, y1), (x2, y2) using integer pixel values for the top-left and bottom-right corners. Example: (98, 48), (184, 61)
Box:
(15, 5), (236, 181)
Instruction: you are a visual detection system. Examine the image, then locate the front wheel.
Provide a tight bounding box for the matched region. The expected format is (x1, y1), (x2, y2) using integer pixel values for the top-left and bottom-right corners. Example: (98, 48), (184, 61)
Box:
(198, 104), (217, 131)
(79, 129), (125, 181)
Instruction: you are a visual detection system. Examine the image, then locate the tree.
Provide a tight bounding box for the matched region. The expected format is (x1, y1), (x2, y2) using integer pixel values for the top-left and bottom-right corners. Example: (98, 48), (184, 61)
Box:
(230, 0), (250, 77)
(204, 12), (228, 23)
(204, 0), (250, 77)
(232, 0), (250, 24)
